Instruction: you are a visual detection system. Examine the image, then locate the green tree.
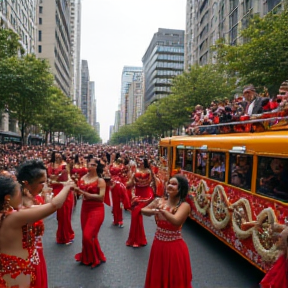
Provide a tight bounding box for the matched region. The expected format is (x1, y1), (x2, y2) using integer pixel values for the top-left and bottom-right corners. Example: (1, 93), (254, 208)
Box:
(214, 9), (288, 94)
(0, 54), (54, 143)
(0, 28), (25, 59)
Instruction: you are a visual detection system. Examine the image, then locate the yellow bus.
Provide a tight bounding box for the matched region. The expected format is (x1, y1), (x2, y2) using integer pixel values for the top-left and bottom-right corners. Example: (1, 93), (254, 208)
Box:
(158, 124), (288, 273)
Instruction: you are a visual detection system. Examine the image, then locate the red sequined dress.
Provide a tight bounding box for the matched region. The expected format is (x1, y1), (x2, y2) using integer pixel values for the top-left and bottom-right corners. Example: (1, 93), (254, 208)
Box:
(126, 170), (154, 247)
(144, 199), (193, 288)
(260, 254), (288, 288)
(33, 195), (48, 288)
(47, 164), (74, 244)
(0, 211), (39, 288)
(75, 178), (106, 267)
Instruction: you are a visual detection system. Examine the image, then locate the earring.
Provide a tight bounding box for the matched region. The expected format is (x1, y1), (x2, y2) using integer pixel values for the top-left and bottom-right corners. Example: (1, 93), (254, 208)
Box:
(3, 198), (13, 212)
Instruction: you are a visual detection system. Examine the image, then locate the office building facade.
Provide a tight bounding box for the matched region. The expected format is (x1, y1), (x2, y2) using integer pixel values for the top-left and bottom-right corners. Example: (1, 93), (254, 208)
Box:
(81, 60), (90, 121)
(185, 0), (284, 68)
(142, 28), (185, 109)
(36, 0), (72, 98)
(70, 0), (82, 107)
(120, 66), (143, 126)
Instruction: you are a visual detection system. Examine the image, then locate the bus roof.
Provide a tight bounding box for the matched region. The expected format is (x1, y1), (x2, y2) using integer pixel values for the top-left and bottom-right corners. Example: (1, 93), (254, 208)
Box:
(160, 131), (288, 156)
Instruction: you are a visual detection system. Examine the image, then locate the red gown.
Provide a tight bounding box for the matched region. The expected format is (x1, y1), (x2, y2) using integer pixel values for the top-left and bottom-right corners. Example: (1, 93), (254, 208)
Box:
(47, 164), (74, 244)
(260, 254), (288, 288)
(71, 166), (88, 206)
(145, 202), (193, 288)
(0, 212), (39, 288)
(75, 179), (106, 267)
(111, 181), (127, 226)
(33, 195), (48, 288)
(109, 164), (130, 209)
(126, 171), (154, 247)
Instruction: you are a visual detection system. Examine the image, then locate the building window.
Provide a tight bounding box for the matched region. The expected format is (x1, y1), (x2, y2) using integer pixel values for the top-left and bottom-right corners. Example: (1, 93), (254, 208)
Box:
(38, 45), (42, 53)
(38, 31), (42, 41)
(39, 6), (43, 13)
(39, 17), (42, 25)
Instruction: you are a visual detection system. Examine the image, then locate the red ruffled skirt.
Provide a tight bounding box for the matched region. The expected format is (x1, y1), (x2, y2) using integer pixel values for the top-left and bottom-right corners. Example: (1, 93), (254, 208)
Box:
(260, 254), (288, 288)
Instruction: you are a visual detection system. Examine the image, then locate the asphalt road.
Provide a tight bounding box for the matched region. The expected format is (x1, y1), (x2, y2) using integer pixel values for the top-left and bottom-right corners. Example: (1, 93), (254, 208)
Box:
(43, 200), (265, 288)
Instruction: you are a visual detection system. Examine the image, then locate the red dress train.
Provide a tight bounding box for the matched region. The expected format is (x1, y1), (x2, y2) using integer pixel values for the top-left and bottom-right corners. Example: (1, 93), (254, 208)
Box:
(75, 179), (106, 267)
(260, 254), (288, 288)
(47, 165), (74, 244)
(145, 220), (192, 288)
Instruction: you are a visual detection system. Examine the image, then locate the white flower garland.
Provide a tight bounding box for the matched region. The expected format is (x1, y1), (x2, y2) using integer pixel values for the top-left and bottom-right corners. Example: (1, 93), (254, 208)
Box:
(252, 207), (279, 263)
(209, 185), (230, 230)
(193, 180), (210, 215)
(230, 198), (254, 239)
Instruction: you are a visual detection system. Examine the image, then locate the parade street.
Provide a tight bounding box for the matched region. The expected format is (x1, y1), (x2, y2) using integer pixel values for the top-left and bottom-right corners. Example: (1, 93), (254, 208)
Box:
(43, 200), (265, 288)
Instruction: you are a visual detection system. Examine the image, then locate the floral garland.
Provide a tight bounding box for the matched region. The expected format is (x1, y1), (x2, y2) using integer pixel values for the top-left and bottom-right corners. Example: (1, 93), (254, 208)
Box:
(193, 180), (210, 215)
(209, 185), (230, 230)
(230, 198), (254, 239)
(252, 207), (279, 263)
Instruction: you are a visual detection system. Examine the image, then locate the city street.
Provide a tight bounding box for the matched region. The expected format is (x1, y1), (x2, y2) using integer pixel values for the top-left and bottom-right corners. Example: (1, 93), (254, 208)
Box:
(43, 200), (265, 288)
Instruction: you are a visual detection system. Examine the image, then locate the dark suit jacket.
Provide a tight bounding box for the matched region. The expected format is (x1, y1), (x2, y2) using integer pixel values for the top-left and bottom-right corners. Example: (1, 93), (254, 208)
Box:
(242, 97), (269, 115)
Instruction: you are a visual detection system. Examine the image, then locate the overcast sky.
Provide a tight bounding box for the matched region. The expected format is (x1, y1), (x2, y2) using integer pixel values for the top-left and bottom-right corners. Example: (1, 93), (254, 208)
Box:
(80, 0), (186, 143)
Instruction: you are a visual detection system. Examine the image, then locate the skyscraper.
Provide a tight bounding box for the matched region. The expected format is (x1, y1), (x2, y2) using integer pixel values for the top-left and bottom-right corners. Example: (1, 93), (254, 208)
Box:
(120, 66), (143, 127)
(70, 0), (82, 107)
(81, 60), (90, 121)
(142, 28), (185, 109)
(36, 0), (72, 98)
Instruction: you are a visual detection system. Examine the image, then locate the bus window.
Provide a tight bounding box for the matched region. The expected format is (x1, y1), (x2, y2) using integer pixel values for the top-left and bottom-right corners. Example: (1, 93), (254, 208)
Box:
(181, 149), (193, 171)
(162, 147), (168, 157)
(176, 149), (185, 169)
(209, 152), (225, 181)
(257, 157), (288, 202)
(229, 154), (253, 191)
(195, 150), (207, 176)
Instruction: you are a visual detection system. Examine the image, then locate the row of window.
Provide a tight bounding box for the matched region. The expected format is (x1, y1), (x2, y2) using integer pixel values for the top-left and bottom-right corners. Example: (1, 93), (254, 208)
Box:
(175, 149), (288, 202)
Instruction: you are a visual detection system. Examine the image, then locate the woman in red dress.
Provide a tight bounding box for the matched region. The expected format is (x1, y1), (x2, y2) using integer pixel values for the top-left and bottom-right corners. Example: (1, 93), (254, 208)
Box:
(109, 153), (130, 209)
(70, 154), (88, 204)
(0, 174), (74, 288)
(126, 157), (154, 247)
(260, 226), (288, 288)
(17, 160), (54, 288)
(74, 158), (106, 268)
(141, 174), (192, 288)
(47, 151), (75, 245)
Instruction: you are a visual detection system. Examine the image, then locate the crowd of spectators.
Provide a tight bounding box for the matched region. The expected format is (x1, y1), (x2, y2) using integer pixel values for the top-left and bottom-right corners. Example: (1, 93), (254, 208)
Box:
(187, 81), (288, 135)
(0, 143), (160, 176)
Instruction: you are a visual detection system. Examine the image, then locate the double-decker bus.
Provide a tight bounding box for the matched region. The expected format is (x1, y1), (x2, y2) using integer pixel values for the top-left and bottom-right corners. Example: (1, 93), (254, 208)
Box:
(158, 115), (288, 272)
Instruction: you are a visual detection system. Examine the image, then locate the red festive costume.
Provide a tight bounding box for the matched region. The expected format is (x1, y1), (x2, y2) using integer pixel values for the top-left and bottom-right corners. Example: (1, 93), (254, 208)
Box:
(33, 195), (48, 288)
(126, 171), (154, 247)
(0, 212), (39, 288)
(109, 164), (130, 209)
(111, 181), (127, 226)
(260, 254), (288, 288)
(47, 164), (74, 244)
(144, 200), (192, 288)
(75, 179), (106, 267)
(71, 166), (88, 206)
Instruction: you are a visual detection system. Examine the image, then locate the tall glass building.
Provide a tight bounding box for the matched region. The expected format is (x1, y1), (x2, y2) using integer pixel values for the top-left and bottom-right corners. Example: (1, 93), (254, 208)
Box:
(142, 28), (185, 109)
